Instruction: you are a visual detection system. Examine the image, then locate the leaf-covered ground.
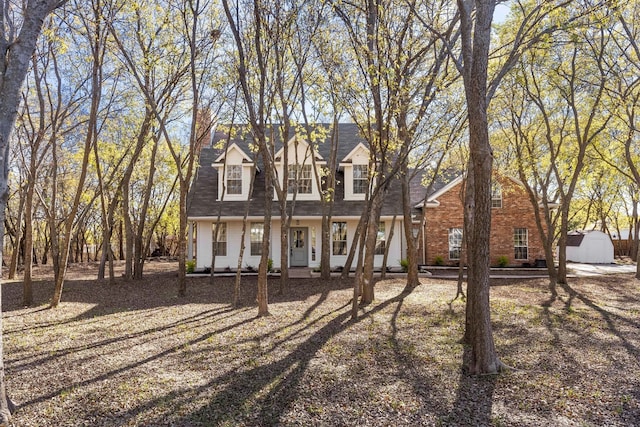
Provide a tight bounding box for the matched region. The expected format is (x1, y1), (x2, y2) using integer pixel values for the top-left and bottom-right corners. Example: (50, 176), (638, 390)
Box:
(2, 262), (639, 426)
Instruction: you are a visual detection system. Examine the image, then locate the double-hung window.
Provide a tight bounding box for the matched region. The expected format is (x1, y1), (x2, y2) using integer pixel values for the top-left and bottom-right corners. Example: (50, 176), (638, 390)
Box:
(287, 164), (312, 194)
(212, 223), (227, 257)
(514, 228), (528, 260)
(448, 228), (463, 260)
(353, 164), (369, 194)
(491, 182), (502, 208)
(250, 223), (264, 256)
(226, 165), (242, 195)
(332, 222), (347, 255)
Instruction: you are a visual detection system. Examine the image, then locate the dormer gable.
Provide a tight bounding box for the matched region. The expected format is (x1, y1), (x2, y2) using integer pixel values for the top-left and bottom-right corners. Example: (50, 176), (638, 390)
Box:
(212, 142), (254, 165)
(212, 143), (255, 201)
(274, 136), (325, 163)
(339, 142), (369, 166)
(340, 143), (371, 201)
(273, 135), (325, 201)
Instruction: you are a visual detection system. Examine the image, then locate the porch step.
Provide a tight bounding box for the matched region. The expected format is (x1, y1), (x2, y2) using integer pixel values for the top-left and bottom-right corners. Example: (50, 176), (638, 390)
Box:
(288, 267), (312, 278)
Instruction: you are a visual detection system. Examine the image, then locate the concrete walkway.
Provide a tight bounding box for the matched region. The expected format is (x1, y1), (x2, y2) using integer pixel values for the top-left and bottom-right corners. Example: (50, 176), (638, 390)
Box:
(567, 262), (637, 276)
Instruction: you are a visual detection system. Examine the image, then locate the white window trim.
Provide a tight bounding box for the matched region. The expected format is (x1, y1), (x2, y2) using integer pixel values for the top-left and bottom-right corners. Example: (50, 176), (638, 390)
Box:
(448, 228), (463, 260)
(514, 228), (529, 260)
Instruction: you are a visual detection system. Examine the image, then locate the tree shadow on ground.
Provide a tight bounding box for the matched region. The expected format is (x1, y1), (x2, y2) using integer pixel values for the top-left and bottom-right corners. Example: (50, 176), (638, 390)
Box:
(7, 274), (353, 416)
(116, 290), (432, 426)
(556, 280), (639, 360)
(1, 273), (352, 320)
(15, 311), (256, 410)
(442, 346), (498, 426)
(188, 294), (411, 426)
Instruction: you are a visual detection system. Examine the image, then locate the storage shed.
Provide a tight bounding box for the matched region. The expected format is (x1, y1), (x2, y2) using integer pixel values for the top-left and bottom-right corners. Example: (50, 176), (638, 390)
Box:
(566, 230), (614, 264)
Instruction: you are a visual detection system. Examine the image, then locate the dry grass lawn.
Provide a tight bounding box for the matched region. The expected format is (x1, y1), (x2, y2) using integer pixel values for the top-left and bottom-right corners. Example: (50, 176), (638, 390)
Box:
(2, 262), (639, 426)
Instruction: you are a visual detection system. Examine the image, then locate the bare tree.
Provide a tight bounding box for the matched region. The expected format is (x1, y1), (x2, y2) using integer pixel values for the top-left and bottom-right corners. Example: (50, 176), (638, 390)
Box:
(222, 0), (283, 316)
(15, 22), (84, 300)
(48, 0), (114, 308)
(0, 0), (67, 421)
(109, 0), (220, 295)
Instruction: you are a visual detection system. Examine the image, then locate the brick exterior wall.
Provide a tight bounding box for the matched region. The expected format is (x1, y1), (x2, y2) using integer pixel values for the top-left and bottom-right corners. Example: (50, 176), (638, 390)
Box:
(424, 175), (546, 266)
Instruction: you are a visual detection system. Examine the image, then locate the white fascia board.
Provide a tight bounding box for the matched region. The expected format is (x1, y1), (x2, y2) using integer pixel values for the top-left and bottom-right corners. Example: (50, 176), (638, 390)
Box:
(426, 175), (464, 203)
(415, 200), (440, 208)
(341, 142), (370, 163)
(213, 142), (254, 163)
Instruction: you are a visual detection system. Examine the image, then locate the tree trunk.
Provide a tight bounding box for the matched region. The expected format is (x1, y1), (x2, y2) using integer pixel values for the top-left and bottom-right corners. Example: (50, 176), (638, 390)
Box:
(458, 0), (502, 375)
(319, 120), (339, 280)
(257, 154), (273, 316)
(177, 181), (189, 297)
(361, 191), (384, 304)
(401, 167), (420, 291)
(557, 210), (569, 285)
(8, 190), (24, 280)
(52, 0), (103, 308)
(341, 214), (365, 279)
(133, 129), (158, 280)
(351, 226), (367, 319)
(321, 215), (332, 279)
(381, 215), (396, 280)
(123, 184), (134, 280)
(23, 182), (35, 306)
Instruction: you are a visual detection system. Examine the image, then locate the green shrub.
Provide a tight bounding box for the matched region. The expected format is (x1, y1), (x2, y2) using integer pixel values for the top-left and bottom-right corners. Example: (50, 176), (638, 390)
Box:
(434, 256), (444, 266)
(267, 258), (273, 273)
(186, 260), (196, 274)
(400, 259), (409, 272)
(496, 256), (509, 268)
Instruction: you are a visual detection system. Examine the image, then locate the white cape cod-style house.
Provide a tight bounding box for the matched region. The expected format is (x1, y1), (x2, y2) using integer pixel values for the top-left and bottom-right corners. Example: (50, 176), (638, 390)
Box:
(186, 124), (420, 272)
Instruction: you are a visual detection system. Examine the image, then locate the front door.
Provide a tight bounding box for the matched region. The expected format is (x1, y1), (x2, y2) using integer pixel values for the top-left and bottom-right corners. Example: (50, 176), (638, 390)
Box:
(290, 227), (308, 267)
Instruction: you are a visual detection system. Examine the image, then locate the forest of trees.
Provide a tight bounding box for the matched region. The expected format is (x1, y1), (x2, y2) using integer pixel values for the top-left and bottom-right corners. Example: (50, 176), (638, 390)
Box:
(1, 0), (640, 421)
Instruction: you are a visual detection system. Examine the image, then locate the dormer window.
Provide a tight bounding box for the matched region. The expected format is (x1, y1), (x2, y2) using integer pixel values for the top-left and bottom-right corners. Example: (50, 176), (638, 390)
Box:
(288, 164), (312, 194)
(340, 142), (372, 201)
(213, 143), (254, 201)
(353, 164), (368, 194)
(226, 165), (242, 195)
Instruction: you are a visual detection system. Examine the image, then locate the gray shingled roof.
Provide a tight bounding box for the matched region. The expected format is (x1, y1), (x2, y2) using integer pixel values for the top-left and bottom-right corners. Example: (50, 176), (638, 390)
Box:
(567, 232), (586, 247)
(187, 123), (427, 219)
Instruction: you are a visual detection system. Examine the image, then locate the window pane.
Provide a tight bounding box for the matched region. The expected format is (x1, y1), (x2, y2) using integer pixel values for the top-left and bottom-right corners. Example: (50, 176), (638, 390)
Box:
(514, 228), (528, 260)
(288, 164), (312, 194)
(448, 228), (463, 260)
(332, 222), (347, 255)
(251, 223), (264, 256)
(353, 164), (368, 194)
(491, 182), (502, 208)
(227, 165), (242, 194)
(213, 223), (227, 257)
(292, 229), (305, 248)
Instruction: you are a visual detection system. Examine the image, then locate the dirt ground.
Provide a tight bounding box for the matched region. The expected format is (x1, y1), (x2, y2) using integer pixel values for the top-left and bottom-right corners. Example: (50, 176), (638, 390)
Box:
(1, 261), (639, 426)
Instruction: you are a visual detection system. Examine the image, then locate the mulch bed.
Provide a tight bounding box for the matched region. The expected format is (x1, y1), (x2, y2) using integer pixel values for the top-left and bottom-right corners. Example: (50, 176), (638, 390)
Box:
(2, 262), (639, 426)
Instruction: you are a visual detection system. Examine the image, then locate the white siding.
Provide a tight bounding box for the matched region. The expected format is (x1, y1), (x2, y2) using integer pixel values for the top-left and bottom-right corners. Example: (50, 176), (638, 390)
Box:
(566, 231), (614, 264)
(193, 217), (406, 271)
(343, 147), (370, 201)
(216, 148), (253, 201)
(274, 140), (322, 201)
